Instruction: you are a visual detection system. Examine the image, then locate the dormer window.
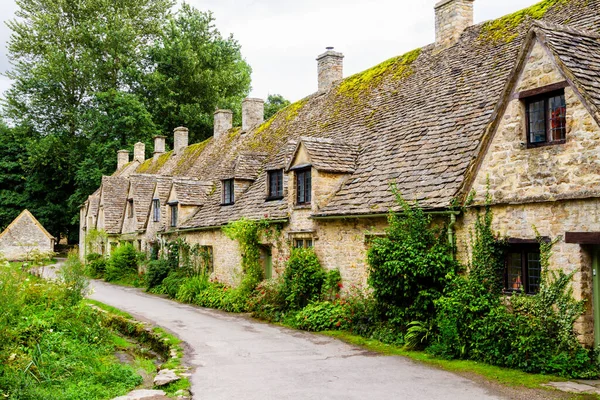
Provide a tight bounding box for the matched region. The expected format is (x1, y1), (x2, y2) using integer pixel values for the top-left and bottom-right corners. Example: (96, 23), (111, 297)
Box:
(222, 179), (234, 205)
(296, 168), (311, 205)
(128, 199), (134, 218)
(152, 199), (160, 222)
(524, 88), (566, 147)
(169, 202), (178, 227)
(267, 170), (283, 200)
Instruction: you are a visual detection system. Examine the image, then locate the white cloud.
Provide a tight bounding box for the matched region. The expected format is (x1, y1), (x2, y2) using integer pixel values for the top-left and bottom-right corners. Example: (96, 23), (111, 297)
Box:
(0, 0), (534, 103)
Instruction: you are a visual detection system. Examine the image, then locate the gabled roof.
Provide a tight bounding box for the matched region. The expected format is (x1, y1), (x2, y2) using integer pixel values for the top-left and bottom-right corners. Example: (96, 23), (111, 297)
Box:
(287, 137), (359, 174)
(170, 180), (212, 206)
(100, 176), (129, 234)
(0, 210), (55, 241)
(229, 153), (268, 181)
(128, 175), (157, 231)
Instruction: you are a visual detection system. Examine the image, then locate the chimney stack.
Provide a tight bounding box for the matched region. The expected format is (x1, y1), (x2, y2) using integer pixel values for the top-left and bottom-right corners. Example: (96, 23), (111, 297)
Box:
(173, 127), (189, 155)
(117, 150), (129, 170)
(435, 0), (474, 49)
(317, 47), (344, 92)
(242, 98), (264, 132)
(153, 135), (166, 161)
(214, 109), (233, 139)
(133, 142), (145, 163)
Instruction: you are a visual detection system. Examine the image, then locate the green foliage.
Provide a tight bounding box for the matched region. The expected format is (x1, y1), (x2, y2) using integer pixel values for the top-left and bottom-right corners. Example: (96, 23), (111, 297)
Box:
(367, 194), (459, 327)
(176, 275), (210, 303)
(0, 258), (141, 398)
(0, 123), (28, 232)
(281, 248), (325, 310)
(404, 320), (436, 350)
(140, 4), (252, 143)
(58, 252), (90, 305)
(293, 301), (347, 332)
(145, 258), (173, 289)
(105, 243), (139, 282)
(322, 268), (342, 302)
(85, 252), (107, 278)
(264, 94), (291, 120)
(247, 278), (287, 321)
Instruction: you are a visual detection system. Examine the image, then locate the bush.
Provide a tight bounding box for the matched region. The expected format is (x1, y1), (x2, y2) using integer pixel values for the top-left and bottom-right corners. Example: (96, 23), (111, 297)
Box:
(322, 268), (342, 301)
(176, 275), (209, 303)
(195, 282), (248, 313)
(105, 243), (139, 282)
(294, 301), (347, 332)
(85, 252), (106, 278)
(145, 259), (173, 290)
(248, 278), (286, 322)
(281, 248), (325, 310)
(367, 195), (458, 327)
(161, 270), (187, 299)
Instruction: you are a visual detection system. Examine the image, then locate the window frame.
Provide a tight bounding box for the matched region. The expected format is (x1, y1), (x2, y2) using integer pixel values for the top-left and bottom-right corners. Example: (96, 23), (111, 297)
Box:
(168, 202), (178, 228)
(504, 242), (541, 295)
(152, 198), (160, 222)
(222, 179), (235, 206)
(295, 168), (312, 205)
(294, 238), (314, 248)
(523, 88), (567, 148)
(127, 199), (134, 219)
(267, 169), (284, 201)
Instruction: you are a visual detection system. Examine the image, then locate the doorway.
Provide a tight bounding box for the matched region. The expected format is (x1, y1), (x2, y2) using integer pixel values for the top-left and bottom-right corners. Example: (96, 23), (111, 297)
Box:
(259, 245), (272, 280)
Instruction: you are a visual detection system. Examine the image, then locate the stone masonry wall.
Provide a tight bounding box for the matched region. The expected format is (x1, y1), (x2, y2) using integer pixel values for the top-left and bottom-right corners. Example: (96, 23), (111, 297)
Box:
(0, 215), (53, 261)
(435, 0), (474, 49)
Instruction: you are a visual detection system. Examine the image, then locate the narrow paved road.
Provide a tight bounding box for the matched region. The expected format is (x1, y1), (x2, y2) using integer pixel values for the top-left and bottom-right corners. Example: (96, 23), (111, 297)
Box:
(89, 280), (503, 400)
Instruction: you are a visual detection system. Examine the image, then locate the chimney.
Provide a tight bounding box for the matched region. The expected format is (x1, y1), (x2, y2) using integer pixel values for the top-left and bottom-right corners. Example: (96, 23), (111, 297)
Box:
(133, 142), (145, 163)
(317, 47), (344, 92)
(242, 98), (264, 131)
(117, 150), (129, 170)
(153, 135), (166, 160)
(435, 0), (474, 49)
(214, 109), (233, 139)
(173, 127), (189, 155)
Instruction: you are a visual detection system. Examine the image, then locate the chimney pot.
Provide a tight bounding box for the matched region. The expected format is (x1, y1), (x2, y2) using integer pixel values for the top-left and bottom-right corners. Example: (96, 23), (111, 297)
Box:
(117, 150), (129, 170)
(435, 0), (474, 49)
(317, 48), (344, 92)
(133, 142), (145, 163)
(153, 135), (166, 161)
(173, 127), (189, 155)
(214, 109), (233, 139)
(242, 98), (264, 131)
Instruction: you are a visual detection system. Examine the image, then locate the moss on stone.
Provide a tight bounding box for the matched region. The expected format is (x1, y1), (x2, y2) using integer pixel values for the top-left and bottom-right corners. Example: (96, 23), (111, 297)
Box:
(337, 48), (422, 99)
(172, 138), (212, 176)
(136, 151), (172, 174)
(479, 0), (568, 43)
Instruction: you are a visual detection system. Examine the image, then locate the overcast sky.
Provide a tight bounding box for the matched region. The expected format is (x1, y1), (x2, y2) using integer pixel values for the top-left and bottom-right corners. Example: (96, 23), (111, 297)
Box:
(0, 0), (533, 103)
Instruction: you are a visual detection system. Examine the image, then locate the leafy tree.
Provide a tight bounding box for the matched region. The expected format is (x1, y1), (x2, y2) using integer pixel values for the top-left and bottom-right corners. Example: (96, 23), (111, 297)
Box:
(0, 123), (28, 231)
(264, 94), (291, 120)
(140, 4), (252, 143)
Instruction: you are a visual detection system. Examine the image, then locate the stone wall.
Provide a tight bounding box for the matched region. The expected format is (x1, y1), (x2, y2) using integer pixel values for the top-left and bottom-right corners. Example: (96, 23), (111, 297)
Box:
(0, 214), (54, 261)
(242, 98), (264, 131)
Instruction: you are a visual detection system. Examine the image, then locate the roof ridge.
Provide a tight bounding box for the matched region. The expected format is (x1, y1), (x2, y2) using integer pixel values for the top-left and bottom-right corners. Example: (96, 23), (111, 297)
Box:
(533, 20), (600, 39)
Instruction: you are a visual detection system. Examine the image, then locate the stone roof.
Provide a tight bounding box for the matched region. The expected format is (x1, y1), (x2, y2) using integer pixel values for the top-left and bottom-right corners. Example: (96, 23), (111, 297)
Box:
(288, 137), (359, 173)
(101, 176), (129, 234)
(128, 175), (157, 231)
(229, 153), (268, 181)
(95, 0), (600, 229)
(0, 210), (55, 241)
(171, 180), (212, 206)
(534, 21), (600, 124)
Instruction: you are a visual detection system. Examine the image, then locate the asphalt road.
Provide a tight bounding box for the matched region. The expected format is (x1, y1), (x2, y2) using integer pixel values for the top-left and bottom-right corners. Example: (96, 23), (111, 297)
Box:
(87, 280), (505, 400)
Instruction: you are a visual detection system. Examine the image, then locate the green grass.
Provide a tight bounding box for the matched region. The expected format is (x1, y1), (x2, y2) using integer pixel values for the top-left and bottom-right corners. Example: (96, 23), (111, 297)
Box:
(320, 331), (568, 390)
(87, 299), (134, 319)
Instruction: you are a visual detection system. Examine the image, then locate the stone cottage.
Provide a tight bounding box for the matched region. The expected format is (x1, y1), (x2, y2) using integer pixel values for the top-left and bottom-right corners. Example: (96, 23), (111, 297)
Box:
(80, 0), (600, 345)
(0, 210), (55, 261)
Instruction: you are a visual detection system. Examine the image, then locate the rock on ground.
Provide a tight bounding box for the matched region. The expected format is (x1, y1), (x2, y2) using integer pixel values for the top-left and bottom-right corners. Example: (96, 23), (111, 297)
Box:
(112, 389), (168, 400)
(153, 369), (180, 386)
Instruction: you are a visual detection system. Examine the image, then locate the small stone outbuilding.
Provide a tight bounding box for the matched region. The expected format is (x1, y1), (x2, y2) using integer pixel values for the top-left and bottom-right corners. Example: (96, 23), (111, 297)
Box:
(0, 210), (55, 261)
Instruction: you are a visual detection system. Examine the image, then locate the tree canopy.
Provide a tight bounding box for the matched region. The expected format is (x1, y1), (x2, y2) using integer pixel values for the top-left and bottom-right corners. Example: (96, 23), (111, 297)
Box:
(0, 0), (253, 241)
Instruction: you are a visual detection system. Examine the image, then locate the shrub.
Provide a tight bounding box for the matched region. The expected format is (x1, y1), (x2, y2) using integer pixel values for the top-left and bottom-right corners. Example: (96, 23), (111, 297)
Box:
(85, 252), (106, 278)
(281, 248), (325, 310)
(341, 289), (379, 337)
(176, 275), (210, 303)
(58, 251), (90, 305)
(367, 195), (458, 327)
(105, 243), (139, 282)
(195, 282), (248, 313)
(294, 301), (347, 332)
(145, 259), (173, 289)
(161, 270), (187, 299)
(248, 278), (286, 322)
(322, 268), (342, 301)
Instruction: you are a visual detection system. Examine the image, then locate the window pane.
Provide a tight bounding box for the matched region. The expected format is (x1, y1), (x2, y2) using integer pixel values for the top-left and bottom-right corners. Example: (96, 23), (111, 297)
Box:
(295, 239), (303, 248)
(528, 100), (546, 143)
(297, 171), (305, 203)
(305, 239), (313, 248)
(548, 94), (566, 141)
(527, 252), (541, 294)
(153, 199), (160, 222)
(305, 170), (312, 203)
(276, 170), (283, 197)
(507, 252), (522, 291)
(171, 206), (177, 227)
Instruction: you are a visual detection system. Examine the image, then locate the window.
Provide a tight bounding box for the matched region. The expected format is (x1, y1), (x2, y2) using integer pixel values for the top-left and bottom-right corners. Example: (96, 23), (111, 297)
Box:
(152, 199), (160, 222)
(296, 168), (311, 205)
(505, 244), (541, 294)
(525, 90), (566, 146)
(267, 170), (283, 200)
(222, 179), (234, 205)
(294, 238), (313, 248)
(169, 203), (178, 227)
(128, 199), (134, 218)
